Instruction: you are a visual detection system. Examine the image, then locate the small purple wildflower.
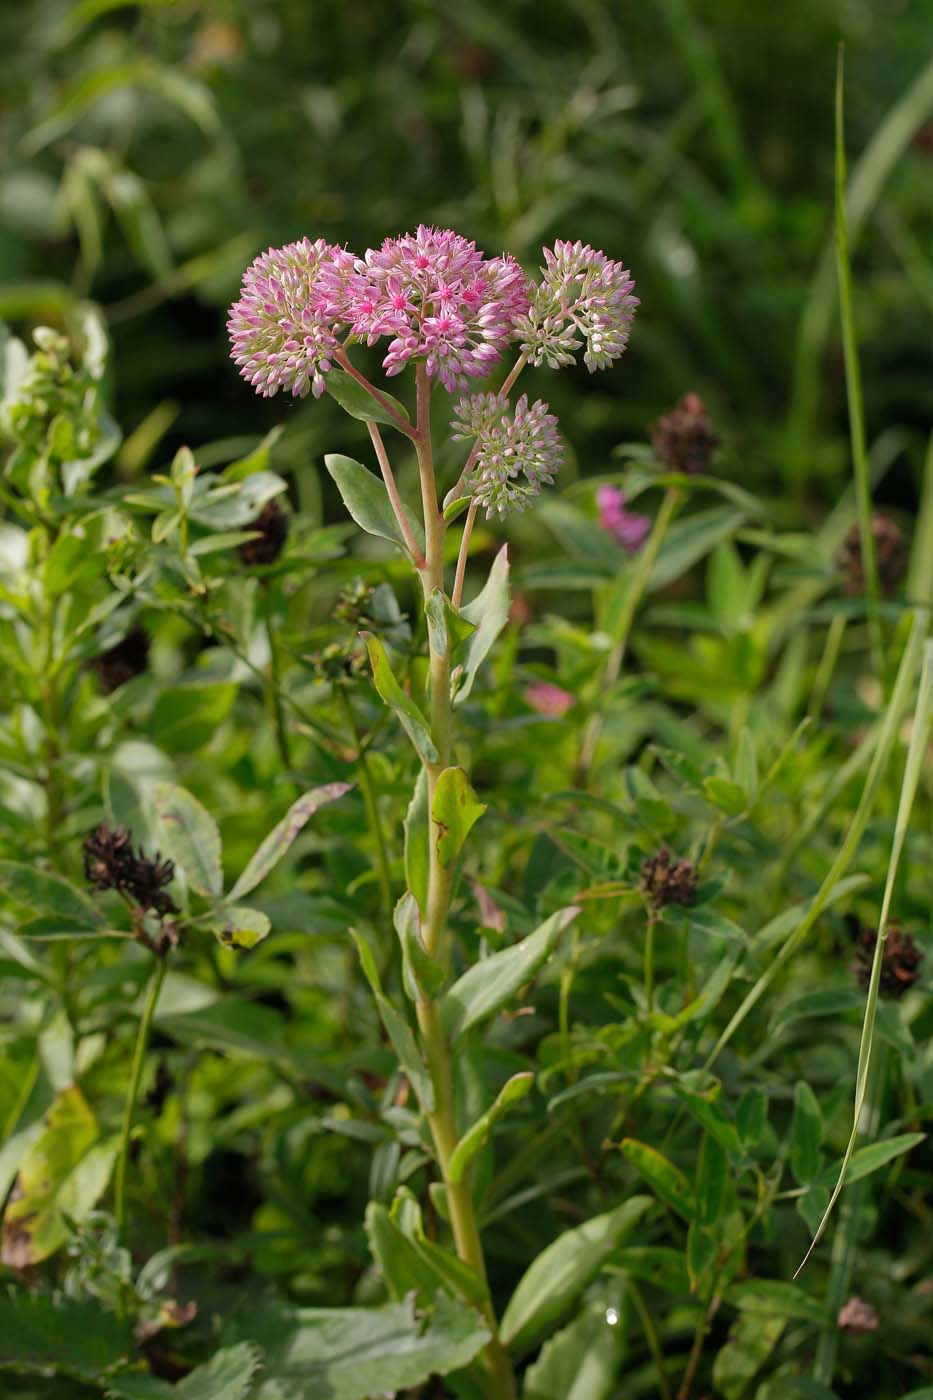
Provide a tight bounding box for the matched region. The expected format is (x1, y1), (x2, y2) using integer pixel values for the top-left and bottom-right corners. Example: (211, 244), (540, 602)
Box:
(228, 237), (355, 399)
(453, 392), (563, 518)
(346, 226), (531, 392)
(517, 240), (638, 373)
(596, 484), (651, 552)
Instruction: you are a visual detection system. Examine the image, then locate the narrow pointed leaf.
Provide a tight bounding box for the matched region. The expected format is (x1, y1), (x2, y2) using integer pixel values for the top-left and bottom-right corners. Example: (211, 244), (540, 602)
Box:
(442, 906), (580, 1038)
(229, 783), (351, 900)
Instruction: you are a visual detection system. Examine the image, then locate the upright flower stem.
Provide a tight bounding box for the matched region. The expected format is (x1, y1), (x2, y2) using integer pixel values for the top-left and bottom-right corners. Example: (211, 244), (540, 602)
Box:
(114, 954), (168, 1234)
(367, 420), (425, 567)
(644, 910), (659, 1015)
(410, 364), (516, 1400)
(576, 485), (681, 782)
(452, 499), (479, 609)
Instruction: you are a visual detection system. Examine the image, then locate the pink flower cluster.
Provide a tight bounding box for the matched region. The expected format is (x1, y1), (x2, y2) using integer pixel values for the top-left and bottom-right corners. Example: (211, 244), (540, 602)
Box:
(517, 240), (638, 373)
(347, 226), (530, 392)
(596, 485), (651, 552)
(228, 237), (352, 399)
(228, 226), (530, 399)
(229, 227), (637, 402)
(452, 392), (563, 518)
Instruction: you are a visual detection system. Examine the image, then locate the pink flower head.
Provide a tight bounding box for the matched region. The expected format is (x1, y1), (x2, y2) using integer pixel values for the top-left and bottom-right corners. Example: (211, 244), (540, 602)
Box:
(228, 237), (355, 399)
(453, 392), (563, 518)
(346, 226), (531, 392)
(518, 240), (638, 373)
(596, 484), (651, 552)
(524, 681), (575, 717)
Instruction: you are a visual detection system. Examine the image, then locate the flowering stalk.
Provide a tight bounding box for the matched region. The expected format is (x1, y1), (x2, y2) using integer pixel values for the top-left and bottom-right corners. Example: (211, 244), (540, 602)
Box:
(228, 224), (638, 1397)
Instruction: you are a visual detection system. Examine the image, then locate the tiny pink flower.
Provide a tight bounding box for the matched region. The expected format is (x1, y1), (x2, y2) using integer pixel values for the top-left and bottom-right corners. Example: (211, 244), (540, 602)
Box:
(524, 681), (575, 717)
(596, 484), (651, 552)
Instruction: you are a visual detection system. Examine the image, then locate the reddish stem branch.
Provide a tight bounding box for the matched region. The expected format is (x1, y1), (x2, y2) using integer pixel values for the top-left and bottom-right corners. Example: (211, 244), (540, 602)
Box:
(367, 421), (425, 567)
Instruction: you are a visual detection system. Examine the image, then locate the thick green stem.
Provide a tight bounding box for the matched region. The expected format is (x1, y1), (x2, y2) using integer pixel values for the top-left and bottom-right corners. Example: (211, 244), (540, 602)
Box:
(115, 955), (168, 1234)
(644, 911), (658, 1015)
(577, 485), (681, 782)
(410, 365), (515, 1399)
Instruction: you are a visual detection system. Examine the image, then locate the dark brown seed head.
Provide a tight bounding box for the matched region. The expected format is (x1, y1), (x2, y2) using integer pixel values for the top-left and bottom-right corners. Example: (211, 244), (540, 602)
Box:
(853, 922), (923, 998)
(93, 625), (149, 693)
(82, 823), (177, 917)
(835, 515), (907, 597)
(83, 824), (137, 891)
(641, 847), (698, 910)
(238, 498), (288, 566)
(650, 393), (719, 475)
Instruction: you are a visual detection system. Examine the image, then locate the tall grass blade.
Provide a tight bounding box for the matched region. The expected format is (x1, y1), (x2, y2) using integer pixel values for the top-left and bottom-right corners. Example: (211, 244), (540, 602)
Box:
(796, 639), (933, 1276)
(786, 54), (933, 485)
(705, 605), (928, 1070)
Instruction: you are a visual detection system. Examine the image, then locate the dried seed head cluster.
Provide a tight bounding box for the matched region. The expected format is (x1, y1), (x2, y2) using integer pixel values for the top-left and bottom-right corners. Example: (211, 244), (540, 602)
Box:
(853, 923), (923, 998)
(835, 515), (907, 597)
(93, 625), (149, 694)
(239, 498), (289, 566)
(641, 847), (698, 910)
(596, 484), (651, 552)
(83, 824), (177, 918)
(650, 392), (719, 475)
(453, 392), (563, 518)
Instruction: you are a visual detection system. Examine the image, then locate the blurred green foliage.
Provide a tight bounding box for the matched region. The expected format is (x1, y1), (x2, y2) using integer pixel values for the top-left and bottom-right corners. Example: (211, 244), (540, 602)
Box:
(1, 0), (932, 507)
